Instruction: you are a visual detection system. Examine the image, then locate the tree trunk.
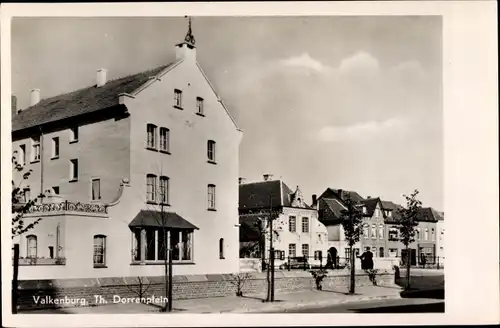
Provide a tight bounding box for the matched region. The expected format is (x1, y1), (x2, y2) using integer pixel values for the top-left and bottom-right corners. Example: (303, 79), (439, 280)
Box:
(12, 244), (19, 314)
(349, 246), (355, 294)
(163, 226), (169, 312)
(405, 245), (411, 290)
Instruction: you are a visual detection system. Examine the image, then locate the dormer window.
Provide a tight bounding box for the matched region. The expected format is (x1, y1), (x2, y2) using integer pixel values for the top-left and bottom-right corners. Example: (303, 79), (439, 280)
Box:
(362, 206), (367, 214)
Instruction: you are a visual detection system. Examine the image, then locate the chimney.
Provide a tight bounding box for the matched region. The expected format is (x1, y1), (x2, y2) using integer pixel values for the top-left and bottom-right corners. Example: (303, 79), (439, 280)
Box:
(238, 177), (246, 185)
(30, 89), (40, 106)
(312, 194), (317, 205)
(96, 69), (107, 87)
(11, 95), (17, 116)
(367, 196), (371, 199)
(338, 189), (344, 200)
(263, 174), (273, 181)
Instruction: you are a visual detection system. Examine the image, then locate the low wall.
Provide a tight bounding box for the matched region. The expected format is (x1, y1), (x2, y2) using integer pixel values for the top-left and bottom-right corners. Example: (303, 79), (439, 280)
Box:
(16, 269), (395, 311)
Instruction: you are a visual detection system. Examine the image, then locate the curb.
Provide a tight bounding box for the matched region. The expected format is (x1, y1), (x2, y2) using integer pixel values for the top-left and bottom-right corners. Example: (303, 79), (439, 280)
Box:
(222, 293), (402, 313)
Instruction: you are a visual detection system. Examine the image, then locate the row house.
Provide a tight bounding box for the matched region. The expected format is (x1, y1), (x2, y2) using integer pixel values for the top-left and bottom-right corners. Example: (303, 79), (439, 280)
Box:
(238, 175), (328, 270)
(316, 188), (444, 268)
(11, 22), (243, 280)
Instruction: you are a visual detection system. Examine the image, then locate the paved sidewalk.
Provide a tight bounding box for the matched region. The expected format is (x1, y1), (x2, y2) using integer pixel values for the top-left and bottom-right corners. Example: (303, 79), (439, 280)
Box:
(20, 285), (403, 314)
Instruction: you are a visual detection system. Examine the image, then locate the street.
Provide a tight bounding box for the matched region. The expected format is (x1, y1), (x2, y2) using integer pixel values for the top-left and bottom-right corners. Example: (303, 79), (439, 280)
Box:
(269, 298), (444, 313)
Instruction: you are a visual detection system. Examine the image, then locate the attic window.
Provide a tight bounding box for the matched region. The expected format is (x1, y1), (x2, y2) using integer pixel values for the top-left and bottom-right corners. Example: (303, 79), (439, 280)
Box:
(174, 89), (182, 109)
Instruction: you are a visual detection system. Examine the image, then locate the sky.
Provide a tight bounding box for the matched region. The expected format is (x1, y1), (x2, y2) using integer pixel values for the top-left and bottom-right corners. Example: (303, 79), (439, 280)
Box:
(11, 16), (443, 211)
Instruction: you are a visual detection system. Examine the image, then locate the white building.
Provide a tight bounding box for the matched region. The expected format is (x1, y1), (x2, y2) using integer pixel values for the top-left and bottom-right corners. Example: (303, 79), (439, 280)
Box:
(12, 22), (243, 280)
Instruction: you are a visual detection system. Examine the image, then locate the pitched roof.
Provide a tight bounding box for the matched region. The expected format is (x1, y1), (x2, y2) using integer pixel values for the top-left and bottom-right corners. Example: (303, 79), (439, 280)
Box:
(360, 197), (381, 217)
(318, 198), (345, 225)
(239, 180), (300, 211)
(128, 210), (199, 230)
(12, 63), (174, 132)
(381, 200), (403, 223)
(416, 207), (440, 222)
(319, 188), (365, 203)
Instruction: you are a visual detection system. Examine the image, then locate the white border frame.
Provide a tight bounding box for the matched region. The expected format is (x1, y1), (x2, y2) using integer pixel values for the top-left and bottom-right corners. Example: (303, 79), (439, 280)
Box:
(2, 1), (499, 327)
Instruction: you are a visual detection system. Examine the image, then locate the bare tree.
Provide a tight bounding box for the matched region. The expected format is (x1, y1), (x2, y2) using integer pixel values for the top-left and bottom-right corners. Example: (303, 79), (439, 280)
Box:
(124, 276), (152, 301)
(229, 273), (252, 297)
(396, 189), (422, 290)
(339, 196), (363, 294)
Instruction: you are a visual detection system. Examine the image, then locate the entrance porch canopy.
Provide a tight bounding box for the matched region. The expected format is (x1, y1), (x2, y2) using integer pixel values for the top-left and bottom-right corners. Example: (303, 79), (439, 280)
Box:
(128, 210), (199, 230)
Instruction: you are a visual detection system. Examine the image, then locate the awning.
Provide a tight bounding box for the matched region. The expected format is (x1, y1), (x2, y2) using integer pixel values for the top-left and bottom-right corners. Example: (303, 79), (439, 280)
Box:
(128, 210), (199, 230)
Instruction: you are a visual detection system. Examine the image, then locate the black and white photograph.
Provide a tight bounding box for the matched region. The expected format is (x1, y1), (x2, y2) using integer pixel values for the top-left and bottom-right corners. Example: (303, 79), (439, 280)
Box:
(1, 2), (498, 327)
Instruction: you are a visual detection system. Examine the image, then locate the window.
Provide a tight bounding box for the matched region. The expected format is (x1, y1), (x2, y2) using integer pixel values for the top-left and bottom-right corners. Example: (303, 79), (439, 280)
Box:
(23, 188), (31, 203)
(207, 140), (216, 162)
(19, 145), (26, 165)
(52, 186), (59, 195)
(51, 137), (59, 158)
(388, 211), (392, 217)
(379, 225), (384, 239)
(31, 137), (40, 162)
(389, 227), (398, 241)
(219, 238), (224, 259)
(159, 176), (169, 204)
(431, 228), (436, 241)
(93, 235), (106, 267)
(91, 178), (101, 201)
(26, 235), (37, 258)
(196, 97), (204, 115)
(159, 127), (170, 152)
(147, 124), (157, 149)
(362, 206), (367, 214)
(371, 224), (377, 239)
(379, 247), (384, 258)
(389, 248), (398, 257)
(314, 250), (323, 261)
(288, 244), (296, 258)
(301, 217), (309, 233)
(70, 127), (79, 142)
(416, 228), (421, 240)
(302, 244), (309, 258)
(174, 89), (182, 108)
(132, 229), (194, 262)
(424, 228), (429, 241)
(207, 184), (216, 210)
(363, 225), (369, 239)
(345, 248), (351, 260)
(289, 216), (296, 232)
(375, 208), (379, 217)
(146, 174), (157, 203)
(274, 250), (284, 260)
(48, 246), (54, 259)
(70, 159), (78, 181)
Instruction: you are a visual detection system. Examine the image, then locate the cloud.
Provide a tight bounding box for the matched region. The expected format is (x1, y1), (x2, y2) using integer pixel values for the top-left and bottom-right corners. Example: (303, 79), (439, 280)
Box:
(338, 51), (380, 75)
(317, 117), (407, 143)
(280, 53), (330, 73)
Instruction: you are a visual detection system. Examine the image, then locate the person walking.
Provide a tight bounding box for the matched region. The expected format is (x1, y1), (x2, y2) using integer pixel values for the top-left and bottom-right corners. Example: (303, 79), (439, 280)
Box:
(420, 253), (427, 268)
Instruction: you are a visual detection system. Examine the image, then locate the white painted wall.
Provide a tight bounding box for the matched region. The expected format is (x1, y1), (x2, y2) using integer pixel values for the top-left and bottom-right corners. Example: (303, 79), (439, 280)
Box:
(15, 46), (243, 280)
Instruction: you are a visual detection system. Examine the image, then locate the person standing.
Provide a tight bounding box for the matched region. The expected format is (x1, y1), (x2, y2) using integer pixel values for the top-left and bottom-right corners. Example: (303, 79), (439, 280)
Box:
(358, 247), (374, 270)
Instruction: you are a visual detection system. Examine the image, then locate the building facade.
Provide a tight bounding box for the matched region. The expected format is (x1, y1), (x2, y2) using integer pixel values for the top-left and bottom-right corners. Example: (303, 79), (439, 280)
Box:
(317, 188), (442, 268)
(239, 176), (328, 269)
(12, 25), (243, 280)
